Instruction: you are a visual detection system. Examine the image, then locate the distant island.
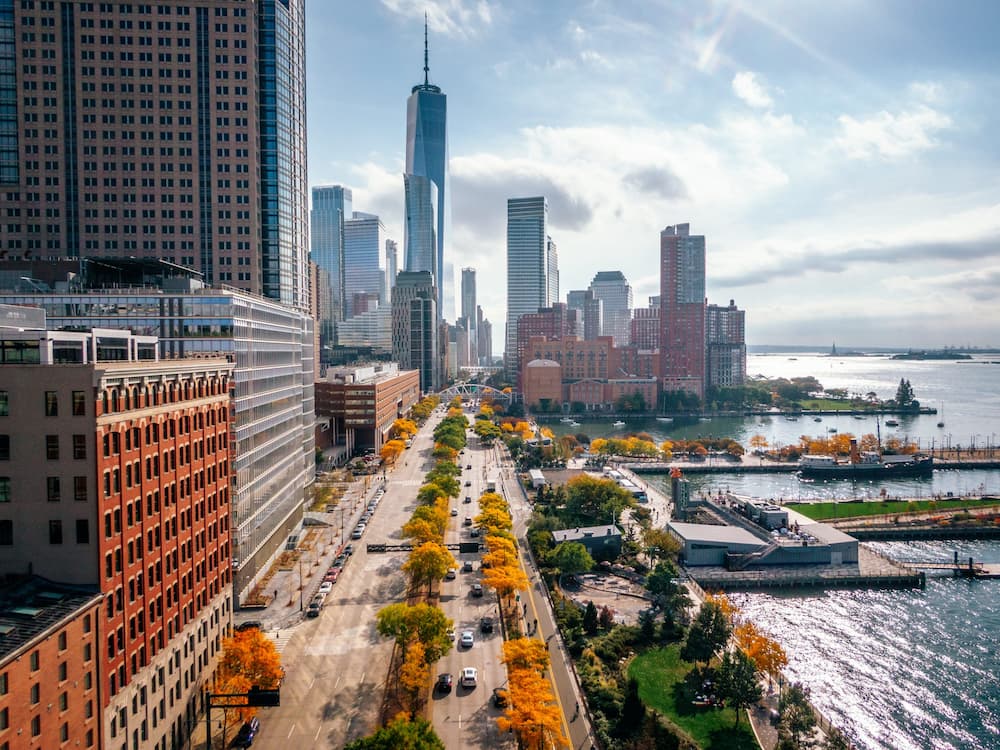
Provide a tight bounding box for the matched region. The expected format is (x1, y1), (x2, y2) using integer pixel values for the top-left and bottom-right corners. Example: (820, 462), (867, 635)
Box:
(891, 350), (973, 361)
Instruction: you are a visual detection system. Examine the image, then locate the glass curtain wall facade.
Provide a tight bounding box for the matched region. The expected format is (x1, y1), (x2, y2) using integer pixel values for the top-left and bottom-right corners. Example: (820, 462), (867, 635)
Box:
(311, 185), (352, 328)
(342, 212), (387, 319)
(0, 289), (315, 601)
(505, 196), (552, 377)
(403, 173), (438, 279)
(589, 271), (633, 347)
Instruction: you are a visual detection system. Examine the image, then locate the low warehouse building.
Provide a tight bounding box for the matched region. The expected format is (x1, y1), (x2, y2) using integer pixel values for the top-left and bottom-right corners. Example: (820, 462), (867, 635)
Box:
(668, 522), (767, 566)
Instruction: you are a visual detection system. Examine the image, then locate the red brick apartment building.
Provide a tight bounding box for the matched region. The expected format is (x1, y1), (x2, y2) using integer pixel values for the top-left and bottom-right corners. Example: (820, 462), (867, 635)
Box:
(0, 322), (234, 750)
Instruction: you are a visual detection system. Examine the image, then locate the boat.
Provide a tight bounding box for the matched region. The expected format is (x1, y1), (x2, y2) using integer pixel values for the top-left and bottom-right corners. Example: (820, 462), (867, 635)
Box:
(885, 419), (899, 427)
(937, 403), (944, 428)
(569, 421), (580, 427)
(798, 447), (933, 479)
(656, 417), (673, 423)
(827, 427), (838, 433)
(813, 417), (822, 422)
(559, 417), (573, 423)
(784, 415), (799, 421)
(853, 415), (865, 420)
(613, 420), (625, 428)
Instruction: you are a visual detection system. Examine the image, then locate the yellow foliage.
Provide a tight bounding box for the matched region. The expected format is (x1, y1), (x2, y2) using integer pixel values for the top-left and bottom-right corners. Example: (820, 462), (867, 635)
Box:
(498, 668), (569, 750)
(501, 638), (550, 673)
(398, 640), (430, 713)
(482, 561), (529, 599)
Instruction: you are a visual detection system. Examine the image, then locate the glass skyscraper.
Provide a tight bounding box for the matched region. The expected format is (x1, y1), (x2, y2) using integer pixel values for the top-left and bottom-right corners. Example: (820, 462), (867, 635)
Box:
(403, 173), (439, 279)
(505, 196), (557, 377)
(343, 212), (388, 319)
(404, 22), (449, 316)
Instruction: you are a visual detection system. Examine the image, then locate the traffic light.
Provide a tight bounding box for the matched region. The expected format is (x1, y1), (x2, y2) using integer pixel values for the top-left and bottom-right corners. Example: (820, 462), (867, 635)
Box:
(247, 686), (280, 707)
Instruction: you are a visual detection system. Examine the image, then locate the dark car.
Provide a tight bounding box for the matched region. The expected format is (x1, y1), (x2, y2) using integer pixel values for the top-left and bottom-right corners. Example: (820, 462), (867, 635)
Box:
(491, 688), (508, 708)
(464, 496), (472, 504)
(479, 617), (494, 633)
(471, 583), (484, 597)
(462, 560), (474, 573)
(466, 464), (472, 469)
(232, 716), (260, 747)
(343, 544), (354, 555)
(464, 517), (472, 526)
(465, 480), (472, 486)
(435, 673), (453, 694)
(470, 528), (480, 538)
(235, 621), (261, 632)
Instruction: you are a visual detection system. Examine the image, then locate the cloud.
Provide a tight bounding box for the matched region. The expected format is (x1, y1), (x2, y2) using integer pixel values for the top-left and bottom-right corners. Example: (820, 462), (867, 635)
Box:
(921, 265), (1000, 301)
(715, 233), (1000, 287)
(622, 166), (688, 200)
(732, 71), (773, 109)
(835, 105), (952, 160)
(380, 0), (493, 38)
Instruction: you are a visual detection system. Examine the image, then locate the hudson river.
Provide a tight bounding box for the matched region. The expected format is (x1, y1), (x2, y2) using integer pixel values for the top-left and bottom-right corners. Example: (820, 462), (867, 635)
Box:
(548, 351), (1000, 749)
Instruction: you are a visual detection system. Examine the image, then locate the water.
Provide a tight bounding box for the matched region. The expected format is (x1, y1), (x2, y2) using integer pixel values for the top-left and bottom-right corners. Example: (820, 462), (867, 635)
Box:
(550, 353), (1000, 748)
(731, 541), (1000, 750)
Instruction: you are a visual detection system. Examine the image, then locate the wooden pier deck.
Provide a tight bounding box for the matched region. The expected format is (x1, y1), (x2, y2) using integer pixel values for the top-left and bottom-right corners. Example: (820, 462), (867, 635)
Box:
(895, 560), (1000, 579)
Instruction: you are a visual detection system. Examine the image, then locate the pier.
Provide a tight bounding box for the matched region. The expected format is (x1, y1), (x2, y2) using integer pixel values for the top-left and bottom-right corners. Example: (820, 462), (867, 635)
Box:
(894, 558), (1000, 579)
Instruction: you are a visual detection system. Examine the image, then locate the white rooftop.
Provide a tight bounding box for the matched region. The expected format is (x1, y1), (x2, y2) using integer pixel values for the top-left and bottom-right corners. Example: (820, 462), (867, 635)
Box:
(668, 521), (767, 547)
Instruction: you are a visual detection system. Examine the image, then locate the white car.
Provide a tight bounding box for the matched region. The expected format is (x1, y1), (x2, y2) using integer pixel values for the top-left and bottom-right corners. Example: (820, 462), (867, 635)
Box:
(460, 667), (478, 688)
(460, 630), (474, 648)
(318, 582), (333, 595)
(446, 628), (455, 641)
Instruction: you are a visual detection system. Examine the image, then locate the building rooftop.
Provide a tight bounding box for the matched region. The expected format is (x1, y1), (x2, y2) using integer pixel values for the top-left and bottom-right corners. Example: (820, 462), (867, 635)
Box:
(0, 577), (102, 663)
(799, 522), (857, 545)
(526, 359), (561, 368)
(668, 521), (767, 547)
(552, 524), (622, 543)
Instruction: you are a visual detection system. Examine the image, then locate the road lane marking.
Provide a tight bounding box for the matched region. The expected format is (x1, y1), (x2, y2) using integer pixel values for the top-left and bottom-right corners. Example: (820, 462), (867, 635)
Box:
(334, 674), (341, 689)
(314, 724), (323, 741)
(287, 724), (296, 738)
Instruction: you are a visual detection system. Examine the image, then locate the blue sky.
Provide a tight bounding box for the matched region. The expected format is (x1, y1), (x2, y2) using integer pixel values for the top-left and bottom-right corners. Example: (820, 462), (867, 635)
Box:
(306, 0), (1000, 349)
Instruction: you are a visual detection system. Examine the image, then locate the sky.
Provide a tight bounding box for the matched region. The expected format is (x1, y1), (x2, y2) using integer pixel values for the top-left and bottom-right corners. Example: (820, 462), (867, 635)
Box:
(305, 0), (1000, 350)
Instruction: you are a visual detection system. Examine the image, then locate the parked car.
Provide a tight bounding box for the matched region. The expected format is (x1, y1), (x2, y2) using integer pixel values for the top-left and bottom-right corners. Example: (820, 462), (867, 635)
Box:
(460, 667), (478, 688)
(233, 716), (260, 747)
(471, 583), (483, 597)
(435, 673), (453, 694)
(235, 621), (261, 632)
(351, 526), (365, 540)
(343, 545), (354, 555)
(479, 617), (494, 633)
(306, 597), (323, 618)
(318, 582), (333, 595)
(460, 630), (474, 648)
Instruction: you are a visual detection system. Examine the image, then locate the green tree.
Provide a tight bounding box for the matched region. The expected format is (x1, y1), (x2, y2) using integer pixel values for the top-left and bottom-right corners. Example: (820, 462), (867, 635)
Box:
(894, 378), (916, 407)
(615, 676), (646, 740)
(343, 715), (445, 750)
(375, 602), (453, 664)
(777, 683), (818, 750)
(564, 474), (633, 524)
(680, 600), (731, 666)
(582, 601), (599, 636)
(823, 728), (851, 750)
(402, 541), (458, 595)
(473, 419), (502, 444)
(717, 649), (762, 725)
(550, 541), (595, 576)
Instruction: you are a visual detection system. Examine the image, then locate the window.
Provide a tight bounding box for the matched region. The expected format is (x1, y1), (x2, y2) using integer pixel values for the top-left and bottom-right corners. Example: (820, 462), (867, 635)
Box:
(0, 478), (9, 502)
(73, 434), (87, 459)
(30, 683), (40, 703)
(49, 519), (63, 544)
(31, 715), (41, 736)
(59, 692), (68, 710)
(74, 476), (88, 502)
(59, 661), (68, 680)
(73, 390), (87, 416)
(0, 391), (7, 416)
(76, 519), (90, 544)
(0, 521), (10, 545)
(0, 435), (7, 460)
(45, 391), (58, 416)
(47, 476), (61, 501)
(59, 632), (67, 651)
(46, 434), (59, 459)
(0, 706), (7, 730)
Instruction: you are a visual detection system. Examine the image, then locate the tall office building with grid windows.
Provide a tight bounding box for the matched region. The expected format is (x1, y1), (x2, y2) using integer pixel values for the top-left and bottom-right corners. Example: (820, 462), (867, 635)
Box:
(0, 0), (309, 311)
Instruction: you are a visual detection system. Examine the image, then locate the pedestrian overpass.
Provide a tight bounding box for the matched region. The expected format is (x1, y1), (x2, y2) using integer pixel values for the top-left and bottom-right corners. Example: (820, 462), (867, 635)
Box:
(438, 382), (513, 407)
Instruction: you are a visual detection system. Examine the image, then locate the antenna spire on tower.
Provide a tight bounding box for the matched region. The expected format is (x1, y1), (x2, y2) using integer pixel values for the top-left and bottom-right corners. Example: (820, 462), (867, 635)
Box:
(423, 12), (429, 85)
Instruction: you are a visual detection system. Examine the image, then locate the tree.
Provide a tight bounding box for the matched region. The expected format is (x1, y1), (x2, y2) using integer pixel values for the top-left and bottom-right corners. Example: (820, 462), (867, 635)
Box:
(616, 676), (646, 740)
(680, 600), (731, 666)
(343, 714), (445, 750)
(499, 668), (569, 750)
(749, 434), (769, 453)
(375, 602), (453, 665)
(475, 505), (513, 535)
(642, 527), (681, 565)
(583, 601), (599, 635)
(416, 482), (448, 507)
(473, 419), (502, 444)
(550, 541), (595, 577)
(598, 605), (615, 631)
(380, 439), (406, 465)
(408, 503), (448, 537)
(823, 728), (851, 750)
(564, 474), (633, 524)
(894, 378), (915, 407)
(391, 418), (418, 439)
(401, 517), (441, 545)
(398, 640), (430, 717)
(403, 541), (457, 594)
(501, 637), (550, 673)
(734, 622), (788, 685)
(716, 649), (762, 725)
(482, 562), (530, 604)
(218, 628), (284, 691)
(777, 683), (818, 750)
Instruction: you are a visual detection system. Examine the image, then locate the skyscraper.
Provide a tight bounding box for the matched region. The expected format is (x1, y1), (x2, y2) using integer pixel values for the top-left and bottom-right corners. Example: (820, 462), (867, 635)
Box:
(706, 299), (747, 387)
(506, 196), (556, 377)
(589, 271), (633, 347)
(478, 306), (493, 366)
(660, 223), (706, 399)
(311, 185), (353, 325)
(461, 267), (478, 364)
(342, 212), (388, 319)
(392, 271), (440, 393)
(403, 173), (438, 278)
(386, 239), (399, 298)
(0, 0), (310, 310)
(404, 19), (449, 315)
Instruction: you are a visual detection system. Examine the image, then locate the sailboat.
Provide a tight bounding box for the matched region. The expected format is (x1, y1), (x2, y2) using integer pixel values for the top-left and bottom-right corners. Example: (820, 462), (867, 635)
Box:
(937, 403), (945, 428)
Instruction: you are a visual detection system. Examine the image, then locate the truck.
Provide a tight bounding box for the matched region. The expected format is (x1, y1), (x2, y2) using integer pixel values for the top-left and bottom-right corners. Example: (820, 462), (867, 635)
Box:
(485, 469), (500, 493)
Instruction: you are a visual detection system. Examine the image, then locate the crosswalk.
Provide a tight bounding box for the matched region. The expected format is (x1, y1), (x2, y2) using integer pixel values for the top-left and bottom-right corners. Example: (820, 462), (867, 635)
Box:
(267, 627), (296, 655)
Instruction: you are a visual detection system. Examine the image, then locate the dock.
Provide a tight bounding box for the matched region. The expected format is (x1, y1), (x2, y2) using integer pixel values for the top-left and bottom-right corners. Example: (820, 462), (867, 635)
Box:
(895, 559), (1000, 579)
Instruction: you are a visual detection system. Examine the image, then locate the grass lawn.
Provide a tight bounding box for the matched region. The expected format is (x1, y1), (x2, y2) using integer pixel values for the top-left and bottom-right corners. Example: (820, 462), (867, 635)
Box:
(629, 645), (759, 750)
(797, 398), (872, 411)
(793, 498), (1000, 521)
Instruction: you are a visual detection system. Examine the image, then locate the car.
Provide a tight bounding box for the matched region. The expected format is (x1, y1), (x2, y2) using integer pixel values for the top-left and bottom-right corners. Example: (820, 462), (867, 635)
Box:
(445, 568), (457, 580)
(446, 628), (455, 641)
(460, 630), (474, 648)
(464, 517), (472, 526)
(464, 496), (472, 504)
(351, 526), (365, 540)
(235, 621), (261, 632)
(479, 617), (494, 633)
(318, 582), (333, 595)
(233, 716), (260, 747)
(465, 480), (472, 486)
(322, 571), (339, 584)
(462, 560), (474, 573)
(491, 687), (508, 708)
(343, 544), (353, 555)
(466, 464), (472, 469)
(450, 508), (458, 516)
(460, 667), (478, 688)
(471, 583), (484, 597)
(435, 673), (453, 693)
(306, 600), (322, 618)
(470, 528), (480, 538)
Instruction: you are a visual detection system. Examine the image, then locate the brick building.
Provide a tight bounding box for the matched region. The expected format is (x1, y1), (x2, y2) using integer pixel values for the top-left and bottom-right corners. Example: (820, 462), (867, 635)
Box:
(659, 224), (706, 399)
(514, 303), (579, 389)
(706, 299), (747, 388)
(0, 316), (234, 750)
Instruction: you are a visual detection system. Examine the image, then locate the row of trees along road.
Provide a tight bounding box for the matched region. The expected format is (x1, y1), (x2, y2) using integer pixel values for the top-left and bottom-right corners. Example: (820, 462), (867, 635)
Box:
(212, 628), (284, 747)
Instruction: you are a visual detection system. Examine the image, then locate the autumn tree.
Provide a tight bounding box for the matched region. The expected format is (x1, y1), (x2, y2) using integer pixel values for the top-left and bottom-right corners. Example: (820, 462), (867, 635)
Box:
(482, 560), (530, 606)
(499, 668), (569, 750)
(403, 541), (457, 594)
(343, 714), (445, 750)
(391, 418), (418, 439)
(716, 648), (762, 726)
(215, 629), (283, 746)
(473, 419), (502, 444)
(734, 622), (788, 686)
(380, 439), (406, 465)
(398, 640), (430, 717)
(401, 516), (442, 545)
(501, 637), (551, 673)
(475, 505), (513, 535)
(416, 482), (448, 507)
(482, 535), (518, 569)
(375, 602), (453, 665)
(408, 502), (448, 537)
(749, 434), (769, 453)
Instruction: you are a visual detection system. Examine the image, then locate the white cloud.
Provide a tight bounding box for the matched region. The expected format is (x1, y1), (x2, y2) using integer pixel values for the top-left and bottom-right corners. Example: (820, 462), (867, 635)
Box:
(732, 71), (774, 109)
(908, 81), (945, 104)
(835, 105), (952, 160)
(380, 0), (493, 38)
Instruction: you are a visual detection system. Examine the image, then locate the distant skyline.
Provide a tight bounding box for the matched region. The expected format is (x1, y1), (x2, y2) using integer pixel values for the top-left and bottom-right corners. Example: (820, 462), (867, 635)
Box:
(306, 1), (1000, 348)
